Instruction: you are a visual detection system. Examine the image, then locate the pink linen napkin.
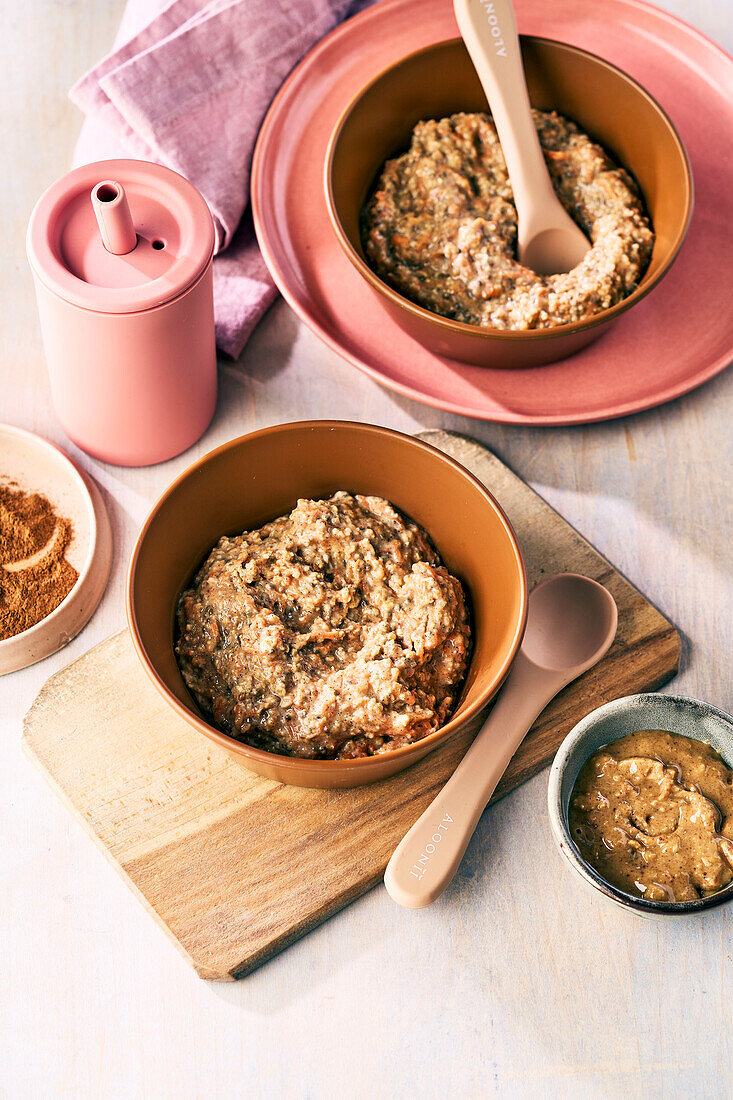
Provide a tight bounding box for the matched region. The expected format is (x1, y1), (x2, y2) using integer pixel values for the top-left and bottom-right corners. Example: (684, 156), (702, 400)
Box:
(71, 0), (374, 358)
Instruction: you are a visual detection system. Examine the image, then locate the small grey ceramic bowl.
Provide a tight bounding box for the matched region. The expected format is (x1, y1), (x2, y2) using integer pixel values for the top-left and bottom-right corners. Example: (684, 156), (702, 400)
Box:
(548, 693), (733, 917)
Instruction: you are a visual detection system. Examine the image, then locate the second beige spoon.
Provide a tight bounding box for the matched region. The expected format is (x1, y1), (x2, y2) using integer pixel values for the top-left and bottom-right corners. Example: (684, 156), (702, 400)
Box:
(384, 573), (617, 908)
(453, 0), (590, 274)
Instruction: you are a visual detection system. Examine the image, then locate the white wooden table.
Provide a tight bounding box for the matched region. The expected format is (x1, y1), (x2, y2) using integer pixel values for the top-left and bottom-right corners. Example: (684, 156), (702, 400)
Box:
(2, 2), (731, 1097)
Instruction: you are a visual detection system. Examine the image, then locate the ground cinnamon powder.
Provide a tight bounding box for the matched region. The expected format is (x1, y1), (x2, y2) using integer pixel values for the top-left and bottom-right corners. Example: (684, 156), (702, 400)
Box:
(0, 483), (78, 641)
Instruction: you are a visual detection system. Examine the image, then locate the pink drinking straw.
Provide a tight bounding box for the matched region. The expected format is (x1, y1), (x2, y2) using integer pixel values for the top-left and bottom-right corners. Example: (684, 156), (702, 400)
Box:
(90, 180), (138, 256)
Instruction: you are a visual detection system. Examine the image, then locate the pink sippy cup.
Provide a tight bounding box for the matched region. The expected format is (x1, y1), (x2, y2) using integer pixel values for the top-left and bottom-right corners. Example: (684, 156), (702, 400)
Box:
(27, 159), (217, 467)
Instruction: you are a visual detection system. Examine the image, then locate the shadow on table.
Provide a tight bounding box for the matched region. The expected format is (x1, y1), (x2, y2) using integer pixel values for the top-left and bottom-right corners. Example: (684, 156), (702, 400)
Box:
(381, 363), (733, 579)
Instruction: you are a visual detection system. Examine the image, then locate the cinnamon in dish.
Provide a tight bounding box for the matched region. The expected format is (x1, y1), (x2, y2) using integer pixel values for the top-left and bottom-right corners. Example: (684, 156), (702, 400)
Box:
(0, 482), (78, 641)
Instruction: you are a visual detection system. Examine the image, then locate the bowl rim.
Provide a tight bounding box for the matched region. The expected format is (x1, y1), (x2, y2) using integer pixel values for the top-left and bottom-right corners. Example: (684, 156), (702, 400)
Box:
(547, 692), (733, 915)
(324, 34), (694, 343)
(126, 420), (528, 773)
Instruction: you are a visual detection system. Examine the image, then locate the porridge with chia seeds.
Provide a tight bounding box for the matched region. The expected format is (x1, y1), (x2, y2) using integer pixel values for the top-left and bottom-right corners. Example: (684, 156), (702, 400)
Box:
(362, 110), (654, 330)
(176, 492), (471, 760)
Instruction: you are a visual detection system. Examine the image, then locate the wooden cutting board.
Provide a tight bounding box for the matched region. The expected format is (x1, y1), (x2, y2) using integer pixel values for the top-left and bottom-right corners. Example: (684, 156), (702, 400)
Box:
(23, 432), (679, 980)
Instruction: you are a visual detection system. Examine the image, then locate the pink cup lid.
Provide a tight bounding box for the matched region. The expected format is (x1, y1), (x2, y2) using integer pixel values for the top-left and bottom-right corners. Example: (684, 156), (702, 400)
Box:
(27, 159), (215, 314)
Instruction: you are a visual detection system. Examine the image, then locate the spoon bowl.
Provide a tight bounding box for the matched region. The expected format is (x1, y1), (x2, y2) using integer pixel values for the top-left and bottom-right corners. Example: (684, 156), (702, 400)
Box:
(523, 573), (618, 674)
(521, 226), (589, 279)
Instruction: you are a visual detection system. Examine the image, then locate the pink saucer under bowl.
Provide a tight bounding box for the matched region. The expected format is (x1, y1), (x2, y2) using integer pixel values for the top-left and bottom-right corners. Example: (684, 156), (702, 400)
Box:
(252, 0), (733, 425)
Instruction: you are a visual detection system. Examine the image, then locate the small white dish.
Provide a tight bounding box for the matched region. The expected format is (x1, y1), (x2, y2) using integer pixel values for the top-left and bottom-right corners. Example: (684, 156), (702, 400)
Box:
(0, 425), (112, 675)
(548, 693), (733, 918)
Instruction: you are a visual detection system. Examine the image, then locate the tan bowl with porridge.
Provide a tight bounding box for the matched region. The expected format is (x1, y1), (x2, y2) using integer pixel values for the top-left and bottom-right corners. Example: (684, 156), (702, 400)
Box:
(127, 422), (527, 789)
(326, 36), (692, 369)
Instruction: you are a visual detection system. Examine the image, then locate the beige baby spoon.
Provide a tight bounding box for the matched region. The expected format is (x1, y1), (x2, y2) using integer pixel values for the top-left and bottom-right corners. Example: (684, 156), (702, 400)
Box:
(384, 574), (617, 908)
(453, 0), (590, 274)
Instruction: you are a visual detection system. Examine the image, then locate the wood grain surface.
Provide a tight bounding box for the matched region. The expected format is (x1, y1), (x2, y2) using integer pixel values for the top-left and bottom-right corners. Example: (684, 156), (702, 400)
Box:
(22, 431), (678, 980)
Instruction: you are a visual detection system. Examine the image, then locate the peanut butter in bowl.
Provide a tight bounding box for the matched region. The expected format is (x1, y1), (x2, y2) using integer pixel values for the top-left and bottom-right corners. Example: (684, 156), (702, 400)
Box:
(569, 730), (733, 903)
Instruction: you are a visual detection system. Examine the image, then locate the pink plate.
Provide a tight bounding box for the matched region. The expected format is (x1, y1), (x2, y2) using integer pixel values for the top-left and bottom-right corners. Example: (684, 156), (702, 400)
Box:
(252, 0), (733, 425)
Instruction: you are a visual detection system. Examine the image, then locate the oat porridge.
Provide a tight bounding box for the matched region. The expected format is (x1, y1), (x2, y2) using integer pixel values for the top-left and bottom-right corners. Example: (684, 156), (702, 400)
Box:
(176, 492), (471, 759)
(362, 110), (654, 330)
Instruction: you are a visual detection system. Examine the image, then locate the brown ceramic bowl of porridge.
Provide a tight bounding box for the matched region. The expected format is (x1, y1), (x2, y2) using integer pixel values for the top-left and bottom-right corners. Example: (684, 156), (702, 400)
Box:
(325, 37), (692, 369)
(127, 422), (527, 788)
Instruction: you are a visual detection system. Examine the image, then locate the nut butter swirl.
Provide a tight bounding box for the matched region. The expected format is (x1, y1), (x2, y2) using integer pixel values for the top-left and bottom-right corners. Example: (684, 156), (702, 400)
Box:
(569, 730), (733, 902)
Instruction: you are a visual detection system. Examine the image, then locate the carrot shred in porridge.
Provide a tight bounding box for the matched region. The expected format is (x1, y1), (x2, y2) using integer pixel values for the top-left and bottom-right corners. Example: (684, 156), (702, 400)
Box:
(176, 492), (470, 759)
